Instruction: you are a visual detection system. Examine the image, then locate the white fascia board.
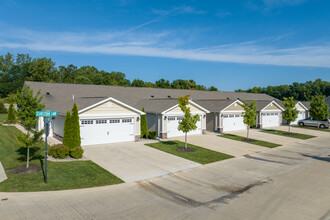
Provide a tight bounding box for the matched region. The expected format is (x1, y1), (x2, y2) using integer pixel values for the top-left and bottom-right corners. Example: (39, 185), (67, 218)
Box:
(78, 97), (145, 115)
(161, 101), (210, 114)
(261, 100), (285, 111)
(221, 100), (245, 112)
(296, 101), (308, 111)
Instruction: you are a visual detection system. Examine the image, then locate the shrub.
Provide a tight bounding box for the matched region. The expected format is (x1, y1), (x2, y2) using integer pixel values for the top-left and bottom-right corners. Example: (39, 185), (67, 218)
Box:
(70, 103), (81, 148)
(148, 130), (157, 139)
(140, 107), (148, 138)
(48, 145), (69, 159)
(0, 102), (7, 114)
(70, 146), (84, 159)
(6, 103), (16, 123)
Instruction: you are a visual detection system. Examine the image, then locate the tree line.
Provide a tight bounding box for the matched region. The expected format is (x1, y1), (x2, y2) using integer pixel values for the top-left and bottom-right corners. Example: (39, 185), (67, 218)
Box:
(235, 79), (330, 101)
(0, 53), (218, 98)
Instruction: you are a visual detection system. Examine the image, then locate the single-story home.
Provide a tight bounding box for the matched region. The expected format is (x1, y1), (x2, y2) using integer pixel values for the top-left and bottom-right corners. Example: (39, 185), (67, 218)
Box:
(26, 81), (283, 145)
(291, 102), (309, 125)
(255, 100), (284, 128)
(325, 96), (330, 114)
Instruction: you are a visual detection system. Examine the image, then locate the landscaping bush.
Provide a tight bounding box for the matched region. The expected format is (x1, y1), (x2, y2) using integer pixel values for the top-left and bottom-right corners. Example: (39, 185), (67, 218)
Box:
(69, 146), (84, 159)
(48, 145), (69, 159)
(0, 102), (7, 114)
(148, 130), (157, 139)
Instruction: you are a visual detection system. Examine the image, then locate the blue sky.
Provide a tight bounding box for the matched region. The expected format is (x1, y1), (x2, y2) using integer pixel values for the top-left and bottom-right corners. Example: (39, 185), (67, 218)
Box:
(0, 0), (329, 91)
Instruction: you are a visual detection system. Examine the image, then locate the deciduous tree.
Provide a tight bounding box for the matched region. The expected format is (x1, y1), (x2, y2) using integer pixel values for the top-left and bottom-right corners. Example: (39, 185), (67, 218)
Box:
(309, 95), (329, 121)
(282, 97), (299, 133)
(242, 101), (258, 139)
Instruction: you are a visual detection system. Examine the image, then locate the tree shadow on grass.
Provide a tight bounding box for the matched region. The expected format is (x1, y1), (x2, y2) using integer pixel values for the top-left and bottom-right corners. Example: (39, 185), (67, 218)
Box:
(15, 146), (43, 163)
(302, 154), (330, 162)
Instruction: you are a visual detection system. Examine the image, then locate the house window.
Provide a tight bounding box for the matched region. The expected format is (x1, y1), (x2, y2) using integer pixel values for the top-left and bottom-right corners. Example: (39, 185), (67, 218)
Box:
(177, 116), (184, 121)
(229, 115), (234, 118)
(96, 119), (107, 124)
(235, 114), (239, 117)
(122, 118), (132, 123)
(168, 116), (176, 121)
(81, 120), (93, 125)
(109, 119), (120, 123)
(223, 115), (229, 118)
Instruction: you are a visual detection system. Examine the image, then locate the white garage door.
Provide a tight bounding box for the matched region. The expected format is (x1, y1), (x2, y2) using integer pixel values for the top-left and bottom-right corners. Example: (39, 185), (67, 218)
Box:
(167, 115), (202, 138)
(80, 118), (134, 146)
(291, 111), (305, 125)
(223, 114), (247, 132)
(262, 112), (280, 128)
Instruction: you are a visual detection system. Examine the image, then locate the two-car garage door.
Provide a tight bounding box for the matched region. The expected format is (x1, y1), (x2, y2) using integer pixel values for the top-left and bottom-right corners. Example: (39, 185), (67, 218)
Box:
(80, 118), (134, 146)
(167, 115), (202, 138)
(222, 114), (246, 132)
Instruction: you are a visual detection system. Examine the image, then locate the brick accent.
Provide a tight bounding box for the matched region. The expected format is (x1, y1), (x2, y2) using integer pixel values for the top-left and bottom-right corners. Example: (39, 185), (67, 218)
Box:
(135, 135), (140, 142)
(202, 129), (206, 134)
(160, 132), (167, 139)
(218, 128), (223, 133)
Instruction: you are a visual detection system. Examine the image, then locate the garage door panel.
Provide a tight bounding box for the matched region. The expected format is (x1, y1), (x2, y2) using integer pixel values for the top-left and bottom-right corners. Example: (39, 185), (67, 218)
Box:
(167, 115), (202, 138)
(223, 114), (246, 132)
(80, 118), (134, 146)
(262, 112), (280, 128)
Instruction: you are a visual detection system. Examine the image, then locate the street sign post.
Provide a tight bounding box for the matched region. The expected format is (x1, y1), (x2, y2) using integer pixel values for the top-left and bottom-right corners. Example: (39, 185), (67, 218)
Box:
(35, 111), (57, 184)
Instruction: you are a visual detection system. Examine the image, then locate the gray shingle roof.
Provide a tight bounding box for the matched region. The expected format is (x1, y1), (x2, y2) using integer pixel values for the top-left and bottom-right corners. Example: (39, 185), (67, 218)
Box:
(25, 81), (278, 114)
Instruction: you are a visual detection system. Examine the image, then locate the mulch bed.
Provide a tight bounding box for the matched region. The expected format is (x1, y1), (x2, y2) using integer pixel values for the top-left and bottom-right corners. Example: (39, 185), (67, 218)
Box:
(9, 165), (42, 174)
(283, 132), (296, 136)
(241, 138), (257, 142)
(176, 147), (196, 152)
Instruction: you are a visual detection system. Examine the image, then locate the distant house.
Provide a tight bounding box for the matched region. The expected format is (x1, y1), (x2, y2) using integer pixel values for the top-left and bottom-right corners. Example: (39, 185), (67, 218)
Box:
(325, 96), (330, 114)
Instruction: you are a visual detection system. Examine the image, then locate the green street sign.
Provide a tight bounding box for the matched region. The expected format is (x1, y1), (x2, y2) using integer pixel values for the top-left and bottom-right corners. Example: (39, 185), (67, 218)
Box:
(35, 111), (57, 117)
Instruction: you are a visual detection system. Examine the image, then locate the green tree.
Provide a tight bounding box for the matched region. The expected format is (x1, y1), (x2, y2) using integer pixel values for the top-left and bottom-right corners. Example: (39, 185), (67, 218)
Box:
(16, 86), (45, 168)
(74, 75), (92, 84)
(6, 103), (16, 123)
(282, 97), (299, 133)
(178, 95), (200, 149)
(140, 107), (148, 138)
(309, 95), (329, 121)
(242, 101), (258, 139)
(0, 101), (7, 114)
(70, 103), (81, 148)
(131, 79), (146, 87)
(208, 86), (218, 91)
(155, 78), (170, 88)
(62, 111), (72, 147)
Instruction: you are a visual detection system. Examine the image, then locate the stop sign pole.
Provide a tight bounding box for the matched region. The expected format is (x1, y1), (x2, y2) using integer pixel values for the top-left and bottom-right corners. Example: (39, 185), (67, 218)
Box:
(36, 111), (57, 184)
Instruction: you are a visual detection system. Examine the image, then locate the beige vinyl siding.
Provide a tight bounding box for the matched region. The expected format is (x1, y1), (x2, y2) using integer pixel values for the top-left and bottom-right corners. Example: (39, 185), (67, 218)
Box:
(83, 100), (134, 115)
(296, 103), (305, 110)
(264, 103), (281, 110)
(225, 103), (244, 111)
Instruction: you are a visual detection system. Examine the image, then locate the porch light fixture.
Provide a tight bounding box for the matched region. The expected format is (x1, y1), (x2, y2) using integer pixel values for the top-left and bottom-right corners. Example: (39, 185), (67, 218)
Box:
(203, 115), (206, 118)
(164, 116), (167, 120)
(137, 117), (140, 121)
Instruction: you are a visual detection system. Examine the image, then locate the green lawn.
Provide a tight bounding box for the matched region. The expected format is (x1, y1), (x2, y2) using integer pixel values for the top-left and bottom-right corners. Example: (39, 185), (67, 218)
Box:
(145, 140), (233, 164)
(0, 114), (123, 192)
(219, 134), (281, 148)
(260, 129), (315, 140)
(293, 125), (330, 132)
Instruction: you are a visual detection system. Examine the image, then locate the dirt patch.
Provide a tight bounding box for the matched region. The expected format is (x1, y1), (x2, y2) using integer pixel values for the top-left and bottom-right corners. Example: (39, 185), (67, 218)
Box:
(283, 132), (296, 136)
(241, 138), (257, 142)
(9, 165), (42, 174)
(176, 147), (196, 152)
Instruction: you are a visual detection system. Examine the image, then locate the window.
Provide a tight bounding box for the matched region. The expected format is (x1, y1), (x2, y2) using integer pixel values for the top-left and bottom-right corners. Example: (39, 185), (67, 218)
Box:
(275, 113), (278, 115)
(81, 120), (93, 125)
(271, 113), (275, 116)
(122, 118), (132, 123)
(168, 116), (176, 121)
(229, 115), (234, 118)
(234, 114), (239, 117)
(96, 119), (107, 124)
(109, 119), (120, 123)
(177, 116), (184, 121)
(223, 115), (229, 118)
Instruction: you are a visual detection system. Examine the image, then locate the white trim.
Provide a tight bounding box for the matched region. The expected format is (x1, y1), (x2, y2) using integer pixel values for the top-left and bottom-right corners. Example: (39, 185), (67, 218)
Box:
(78, 97), (145, 115)
(296, 101), (308, 111)
(79, 113), (139, 117)
(221, 100), (245, 112)
(220, 110), (245, 114)
(261, 100), (285, 111)
(161, 100), (210, 114)
(260, 110), (281, 112)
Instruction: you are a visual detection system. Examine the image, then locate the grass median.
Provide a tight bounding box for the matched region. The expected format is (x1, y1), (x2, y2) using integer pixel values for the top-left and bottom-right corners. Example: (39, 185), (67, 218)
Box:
(0, 114), (123, 192)
(145, 140), (233, 164)
(219, 134), (281, 148)
(260, 129), (315, 140)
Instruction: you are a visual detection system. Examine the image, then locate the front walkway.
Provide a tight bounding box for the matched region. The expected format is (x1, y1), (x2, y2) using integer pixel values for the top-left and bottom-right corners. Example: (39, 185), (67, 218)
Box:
(0, 162), (7, 183)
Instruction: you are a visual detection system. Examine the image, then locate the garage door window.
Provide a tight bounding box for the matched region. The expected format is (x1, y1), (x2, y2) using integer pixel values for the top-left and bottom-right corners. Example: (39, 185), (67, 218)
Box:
(122, 118), (132, 123)
(177, 116), (184, 121)
(223, 115), (229, 118)
(168, 116), (176, 121)
(109, 119), (120, 123)
(81, 120), (93, 125)
(96, 119), (107, 124)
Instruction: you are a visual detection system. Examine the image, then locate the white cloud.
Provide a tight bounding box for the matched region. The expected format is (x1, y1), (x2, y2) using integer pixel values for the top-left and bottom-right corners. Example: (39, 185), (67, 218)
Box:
(263, 0), (308, 8)
(0, 27), (329, 68)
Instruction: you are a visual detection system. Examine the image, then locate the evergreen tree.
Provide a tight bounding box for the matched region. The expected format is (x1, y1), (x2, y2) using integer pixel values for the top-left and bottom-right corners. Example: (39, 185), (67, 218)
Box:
(242, 101), (258, 139)
(0, 102), (7, 114)
(71, 103), (81, 147)
(63, 111), (72, 147)
(6, 103), (16, 123)
(309, 95), (329, 121)
(140, 107), (148, 138)
(282, 97), (299, 133)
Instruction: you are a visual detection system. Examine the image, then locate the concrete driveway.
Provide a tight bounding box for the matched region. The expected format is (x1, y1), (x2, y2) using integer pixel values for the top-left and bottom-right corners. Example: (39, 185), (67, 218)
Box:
(169, 132), (267, 157)
(83, 141), (200, 183)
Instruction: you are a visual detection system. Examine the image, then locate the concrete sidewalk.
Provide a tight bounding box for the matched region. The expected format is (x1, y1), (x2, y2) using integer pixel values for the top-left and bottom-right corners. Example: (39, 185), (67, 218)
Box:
(0, 162), (7, 183)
